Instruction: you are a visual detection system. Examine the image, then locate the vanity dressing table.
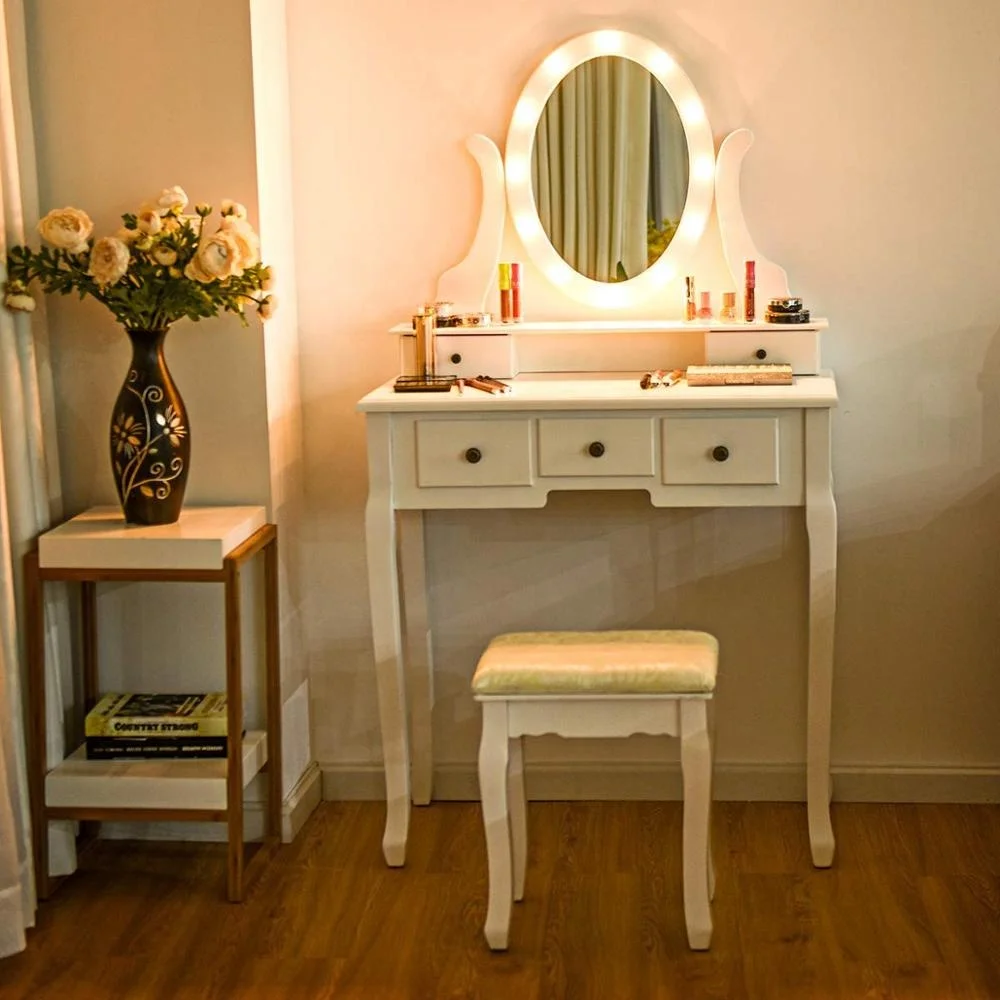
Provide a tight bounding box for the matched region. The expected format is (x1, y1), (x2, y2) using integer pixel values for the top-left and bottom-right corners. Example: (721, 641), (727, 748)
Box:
(359, 30), (839, 870)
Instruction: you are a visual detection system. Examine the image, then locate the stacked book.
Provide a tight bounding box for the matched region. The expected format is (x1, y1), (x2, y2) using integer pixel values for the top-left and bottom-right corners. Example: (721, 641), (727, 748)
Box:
(85, 692), (230, 759)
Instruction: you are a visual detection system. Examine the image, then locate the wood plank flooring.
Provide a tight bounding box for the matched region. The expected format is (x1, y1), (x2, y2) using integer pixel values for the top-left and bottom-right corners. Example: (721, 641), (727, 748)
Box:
(3, 801), (1000, 999)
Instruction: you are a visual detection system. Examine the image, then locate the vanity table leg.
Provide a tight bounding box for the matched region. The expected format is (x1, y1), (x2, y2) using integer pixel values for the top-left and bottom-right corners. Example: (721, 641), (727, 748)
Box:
(398, 509), (435, 806)
(804, 408), (838, 868)
(365, 415), (411, 866)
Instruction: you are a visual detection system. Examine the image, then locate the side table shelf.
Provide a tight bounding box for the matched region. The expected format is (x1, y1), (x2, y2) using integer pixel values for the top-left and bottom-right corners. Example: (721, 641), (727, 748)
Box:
(24, 506), (282, 902)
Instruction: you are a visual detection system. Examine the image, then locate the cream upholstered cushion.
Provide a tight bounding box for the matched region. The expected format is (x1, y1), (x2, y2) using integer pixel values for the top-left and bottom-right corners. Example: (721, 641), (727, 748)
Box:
(471, 630), (718, 695)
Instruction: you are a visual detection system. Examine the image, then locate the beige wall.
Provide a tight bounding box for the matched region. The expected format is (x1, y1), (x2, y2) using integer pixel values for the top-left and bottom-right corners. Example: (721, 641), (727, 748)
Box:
(288, 0), (1000, 791)
(23, 0), (1000, 798)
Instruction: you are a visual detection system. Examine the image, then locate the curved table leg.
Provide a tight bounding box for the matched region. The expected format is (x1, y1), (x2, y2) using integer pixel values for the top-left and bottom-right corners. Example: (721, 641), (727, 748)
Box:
(399, 510), (435, 806)
(365, 415), (411, 866)
(805, 408), (838, 867)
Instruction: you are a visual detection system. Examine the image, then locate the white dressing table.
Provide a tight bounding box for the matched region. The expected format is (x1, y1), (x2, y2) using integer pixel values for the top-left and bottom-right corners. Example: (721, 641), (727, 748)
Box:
(359, 371), (838, 868)
(360, 26), (840, 872)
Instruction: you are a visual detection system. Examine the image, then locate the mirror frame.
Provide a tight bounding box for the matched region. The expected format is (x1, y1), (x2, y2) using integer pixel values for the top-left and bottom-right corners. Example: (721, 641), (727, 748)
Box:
(505, 30), (716, 309)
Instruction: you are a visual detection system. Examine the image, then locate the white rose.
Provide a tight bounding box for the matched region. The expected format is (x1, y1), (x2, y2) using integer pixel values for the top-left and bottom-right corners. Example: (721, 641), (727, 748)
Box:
(219, 216), (260, 268)
(184, 230), (244, 282)
(116, 227), (139, 244)
(152, 185), (188, 215)
(137, 210), (162, 235)
(38, 207), (94, 253)
(88, 237), (131, 287)
(152, 246), (178, 266)
(4, 292), (36, 312)
(258, 295), (277, 319)
(220, 199), (247, 219)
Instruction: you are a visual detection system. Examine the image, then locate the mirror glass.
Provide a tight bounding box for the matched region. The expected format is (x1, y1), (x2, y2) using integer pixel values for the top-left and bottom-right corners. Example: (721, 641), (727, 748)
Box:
(531, 55), (689, 284)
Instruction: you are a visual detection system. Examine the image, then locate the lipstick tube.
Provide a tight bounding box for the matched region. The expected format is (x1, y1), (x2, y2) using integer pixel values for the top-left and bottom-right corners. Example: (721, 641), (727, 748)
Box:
(510, 261), (522, 322)
(498, 263), (512, 324)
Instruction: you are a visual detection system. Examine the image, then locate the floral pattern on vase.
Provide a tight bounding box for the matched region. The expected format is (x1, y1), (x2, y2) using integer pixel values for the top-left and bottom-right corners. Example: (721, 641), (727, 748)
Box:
(110, 327), (190, 525)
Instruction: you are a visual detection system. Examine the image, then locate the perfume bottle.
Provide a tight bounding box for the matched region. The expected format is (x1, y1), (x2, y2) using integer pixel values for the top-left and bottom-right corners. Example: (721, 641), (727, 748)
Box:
(720, 291), (737, 321)
(697, 291), (713, 320)
(685, 276), (696, 321)
(413, 306), (437, 377)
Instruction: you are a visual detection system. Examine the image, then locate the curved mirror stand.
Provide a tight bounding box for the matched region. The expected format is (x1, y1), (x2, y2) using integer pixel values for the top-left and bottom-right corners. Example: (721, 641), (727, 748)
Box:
(506, 30), (715, 308)
(532, 56), (689, 284)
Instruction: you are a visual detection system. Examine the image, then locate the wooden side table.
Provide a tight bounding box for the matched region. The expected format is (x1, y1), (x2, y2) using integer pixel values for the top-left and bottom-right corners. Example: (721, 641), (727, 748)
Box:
(24, 505), (282, 902)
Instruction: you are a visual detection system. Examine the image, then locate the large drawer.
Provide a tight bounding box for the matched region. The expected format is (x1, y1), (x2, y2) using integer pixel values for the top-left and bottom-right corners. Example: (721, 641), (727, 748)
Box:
(415, 419), (533, 487)
(662, 414), (779, 485)
(538, 417), (655, 477)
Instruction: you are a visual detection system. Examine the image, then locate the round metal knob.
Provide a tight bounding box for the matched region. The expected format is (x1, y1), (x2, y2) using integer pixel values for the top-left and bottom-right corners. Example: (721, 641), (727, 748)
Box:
(464, 447), (482, 464)
(450, 353), (462, 364)
(588, 441), (606, 458)
(712, 445), (730, 463)
(755, 348), (768, 360)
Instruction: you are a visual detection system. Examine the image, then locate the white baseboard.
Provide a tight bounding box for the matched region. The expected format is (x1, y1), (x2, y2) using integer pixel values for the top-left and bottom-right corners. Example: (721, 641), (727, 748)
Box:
(319, 760), (1000, 804)
(100, 760), (323, 843)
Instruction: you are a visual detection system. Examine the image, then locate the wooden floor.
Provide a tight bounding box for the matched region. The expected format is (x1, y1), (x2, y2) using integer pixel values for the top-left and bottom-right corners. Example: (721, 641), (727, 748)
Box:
(4, 801), (1000, 999)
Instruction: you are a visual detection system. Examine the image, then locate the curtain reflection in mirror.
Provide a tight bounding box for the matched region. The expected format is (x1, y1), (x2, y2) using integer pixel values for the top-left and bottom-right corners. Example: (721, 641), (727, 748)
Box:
(531, 57), (688, 283)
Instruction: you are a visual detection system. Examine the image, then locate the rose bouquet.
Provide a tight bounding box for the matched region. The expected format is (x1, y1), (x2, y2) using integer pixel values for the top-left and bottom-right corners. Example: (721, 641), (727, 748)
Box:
(3, 185), (275, 328)
(2, 186), (276, 526)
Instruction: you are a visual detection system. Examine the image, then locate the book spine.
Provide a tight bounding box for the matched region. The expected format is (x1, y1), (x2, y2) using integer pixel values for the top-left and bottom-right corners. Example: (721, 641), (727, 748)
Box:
(85, 737), (228, 759)
(85, 717), (229, 738)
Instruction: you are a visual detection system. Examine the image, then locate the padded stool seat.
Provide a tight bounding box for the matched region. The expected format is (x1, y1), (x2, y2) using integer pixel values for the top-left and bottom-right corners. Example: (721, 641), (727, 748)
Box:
(473, 629), (717, 951)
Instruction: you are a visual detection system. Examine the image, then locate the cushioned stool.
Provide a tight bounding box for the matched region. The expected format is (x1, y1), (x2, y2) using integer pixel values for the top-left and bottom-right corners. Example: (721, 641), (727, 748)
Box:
(472, 629), (718, 951)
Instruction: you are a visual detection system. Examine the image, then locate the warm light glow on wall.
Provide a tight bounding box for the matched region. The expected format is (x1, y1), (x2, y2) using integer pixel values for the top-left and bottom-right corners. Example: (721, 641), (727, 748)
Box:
(504, 30), (716, 309)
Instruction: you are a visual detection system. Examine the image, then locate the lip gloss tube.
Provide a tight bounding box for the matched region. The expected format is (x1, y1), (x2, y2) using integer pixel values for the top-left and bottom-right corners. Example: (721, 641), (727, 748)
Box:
(744, 260), (756, 323)
(498, 263), (512, 323)
(510, 261), (522, 321)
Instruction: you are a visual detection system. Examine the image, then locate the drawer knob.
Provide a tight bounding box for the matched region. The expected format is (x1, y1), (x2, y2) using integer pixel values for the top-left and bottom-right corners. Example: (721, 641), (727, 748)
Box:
(464, 447), (482, 464)
(450, 353), (462, 364)
(755, 348), (767, 360)
(712, 445), (730, 463)
(588, 441), (606, 458)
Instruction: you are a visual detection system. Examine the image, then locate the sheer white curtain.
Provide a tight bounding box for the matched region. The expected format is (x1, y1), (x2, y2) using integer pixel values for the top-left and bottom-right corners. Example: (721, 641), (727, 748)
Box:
(0, 0), (75, 959)
(532, 56), (652, 282)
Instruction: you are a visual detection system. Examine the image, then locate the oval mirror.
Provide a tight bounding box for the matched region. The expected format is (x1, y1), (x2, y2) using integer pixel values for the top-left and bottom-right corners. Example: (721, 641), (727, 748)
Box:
(505, 31), (715, 308)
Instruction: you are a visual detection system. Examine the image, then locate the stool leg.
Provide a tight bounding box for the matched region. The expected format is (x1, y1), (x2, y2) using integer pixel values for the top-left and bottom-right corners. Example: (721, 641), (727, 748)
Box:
(508, 735), (526, 902)
(478, 701), (512, 950)
(680, 699), (712, 951)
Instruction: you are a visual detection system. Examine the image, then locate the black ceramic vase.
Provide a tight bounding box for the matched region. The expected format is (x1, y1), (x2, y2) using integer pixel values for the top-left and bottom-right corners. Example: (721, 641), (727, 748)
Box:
(109, 327), (190, 525)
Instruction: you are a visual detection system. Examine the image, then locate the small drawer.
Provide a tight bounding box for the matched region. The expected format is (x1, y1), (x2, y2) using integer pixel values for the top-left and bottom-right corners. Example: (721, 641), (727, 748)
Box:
(435, 335), (518, 379)
(705, 329), (819, 374)
(662, 415), (779, 485)
(538, 417), (654, 477)
(415, 419), (533, 487)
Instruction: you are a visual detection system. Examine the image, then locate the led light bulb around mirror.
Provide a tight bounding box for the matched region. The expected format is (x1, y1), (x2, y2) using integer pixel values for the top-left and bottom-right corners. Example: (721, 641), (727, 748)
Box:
(677, 215), (705, 243)
(680, 99), (706, 125)
(593, 30), (624, 54)
(543, 51), (570, 78)
(505, 157), (529, 184)
(514, 213), (543, 240)
(513, 99), (539, 128)
(648, 50), (676, 76)
(692, 155), (715, 181)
